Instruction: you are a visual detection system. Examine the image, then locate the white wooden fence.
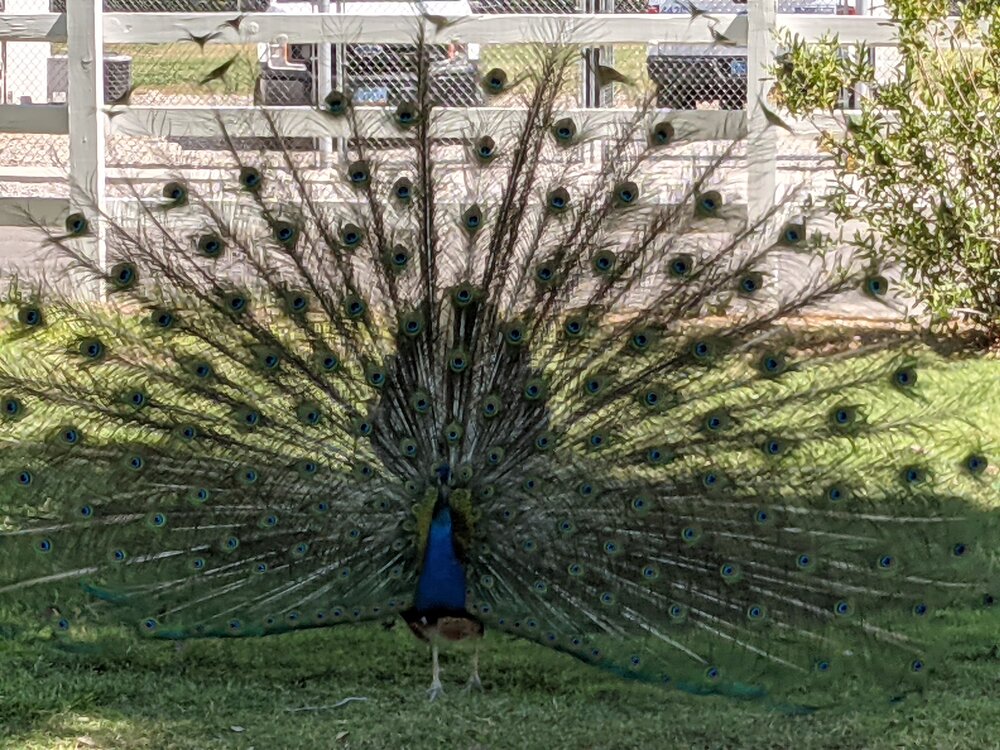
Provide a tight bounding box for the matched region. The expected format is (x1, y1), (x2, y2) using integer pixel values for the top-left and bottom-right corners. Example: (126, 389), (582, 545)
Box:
(0, 0), (907, 269)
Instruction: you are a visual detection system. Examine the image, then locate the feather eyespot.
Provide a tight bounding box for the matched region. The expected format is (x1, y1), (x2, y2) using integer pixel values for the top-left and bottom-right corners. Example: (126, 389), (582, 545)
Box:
(534, 261), (557, 286)
(523, 378), (547, 401)
(965, 454), (987, 475)
(316, 351), (340, 372)
(504, 321), (526, 346)
(385, 244), (411, 271)
(365, 363), (386, 388)
(18, 306), (43, 328)
(650, 120), (674, 145)
(864, 274), (888, 297)
(324, 89), (349, 115)
(758, 351), (787, 376)
(162, 180), (187, 206)
(64, 212), (88, 236)
(475, 136), (496, 162)
(681, 526), (701, 543)
(746, 605), (766, 621)
(400, 310), (424, 337)
(394, 101), (419, 127)
(461, 205), (483, 233)
(613, 181), (638, 207)
(669, 254), (693, 277)
(410, 391), (431, 414)
(392, 177), (412, 203)
(344, 296), (366, 319)
(1, 396), (24, 420)
(547, 187), (570, 213)
(781, 222), (805, 245)
(696, 190), (722, 217)
(762, 438), (785, 456)
(340, 223), (364, 247)
(297, 403), (322, 426)
(449, 350), (469, 373)
(630, 331), (653, 351)
(347, 159), (370, 186)
(481, 395), (501, 418)
(833, 599), (853, 617)
(552, 117), (577, 144)
(150, 309), (175, 330)
(826, 484), (847, 502)
(900, 465), (925, 485)
(483, 67), (507, 94)
(109, 262), (138, 291)
(273, 221), (298, 246)
(737, 272), (763, 295)
(239, 167), (262, 191)
(591, 250), (617, 274)
(223, 292), (249, 315)
(197, 233), (224, 258)
(443, 422), (463, 444)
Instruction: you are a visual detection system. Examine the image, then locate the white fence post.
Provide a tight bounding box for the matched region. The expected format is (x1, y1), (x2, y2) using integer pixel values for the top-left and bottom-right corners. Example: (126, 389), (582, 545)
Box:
(67, 0), (107, 285)
(317, 0), (334, 167)
(746, 0), (778, 223)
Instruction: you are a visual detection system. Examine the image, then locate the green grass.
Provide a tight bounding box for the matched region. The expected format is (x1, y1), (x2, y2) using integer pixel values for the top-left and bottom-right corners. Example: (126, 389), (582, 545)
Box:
(2, 611), (1000, 750)
(0, 354), (997, 749)
(107, 43), (260, 97)
(79, 42), (652, 100)
(1, 303), (998, 748)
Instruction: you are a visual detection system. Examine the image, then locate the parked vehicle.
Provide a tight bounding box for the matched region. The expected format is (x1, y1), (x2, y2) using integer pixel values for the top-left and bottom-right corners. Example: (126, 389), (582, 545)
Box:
(256, 0), (482, 108)
(645, 0), (856, 110)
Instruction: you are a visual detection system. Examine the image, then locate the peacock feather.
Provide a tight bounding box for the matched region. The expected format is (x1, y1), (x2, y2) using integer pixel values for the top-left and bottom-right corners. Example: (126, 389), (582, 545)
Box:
(0, 34), (996, 709)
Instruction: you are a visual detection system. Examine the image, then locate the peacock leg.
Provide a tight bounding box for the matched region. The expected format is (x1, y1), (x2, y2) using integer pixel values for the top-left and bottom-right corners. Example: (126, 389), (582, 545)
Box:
(463, 647), (483, 692)
(427, 644), (445, 700)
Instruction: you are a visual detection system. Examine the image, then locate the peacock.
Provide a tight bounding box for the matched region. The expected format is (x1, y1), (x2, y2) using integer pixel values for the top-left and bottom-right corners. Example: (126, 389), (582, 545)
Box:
(0, 32), (997, 710)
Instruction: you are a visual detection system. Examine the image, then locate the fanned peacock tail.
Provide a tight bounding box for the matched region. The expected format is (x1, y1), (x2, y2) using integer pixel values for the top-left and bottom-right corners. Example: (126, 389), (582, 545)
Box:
(0, 36), (997, 708)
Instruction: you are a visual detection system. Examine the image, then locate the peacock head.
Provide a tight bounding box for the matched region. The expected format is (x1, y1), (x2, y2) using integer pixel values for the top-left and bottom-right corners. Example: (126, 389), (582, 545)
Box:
(435, 463), (452, 484)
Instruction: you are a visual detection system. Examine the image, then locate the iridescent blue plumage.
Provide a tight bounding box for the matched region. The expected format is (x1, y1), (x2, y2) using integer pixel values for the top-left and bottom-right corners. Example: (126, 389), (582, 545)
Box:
(414, 506), (467, 614)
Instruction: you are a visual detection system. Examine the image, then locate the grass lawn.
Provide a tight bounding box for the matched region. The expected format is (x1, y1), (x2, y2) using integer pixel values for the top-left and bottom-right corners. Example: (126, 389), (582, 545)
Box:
(2, 609), (1000, 750)
(107, 44), (260, 97)
(89, 42), (652, 100)
(0, 355), (997, 749)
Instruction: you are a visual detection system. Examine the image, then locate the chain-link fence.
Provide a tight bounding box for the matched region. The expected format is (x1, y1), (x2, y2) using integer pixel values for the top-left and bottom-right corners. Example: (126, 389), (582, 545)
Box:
(0, 0), (905, 203)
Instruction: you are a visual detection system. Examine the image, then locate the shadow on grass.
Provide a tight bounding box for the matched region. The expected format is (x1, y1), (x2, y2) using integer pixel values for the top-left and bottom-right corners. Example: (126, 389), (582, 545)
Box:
(3, 612), (1000, 749)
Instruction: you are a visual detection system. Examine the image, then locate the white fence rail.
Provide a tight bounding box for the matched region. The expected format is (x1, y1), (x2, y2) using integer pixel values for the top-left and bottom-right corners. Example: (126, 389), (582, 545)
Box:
(0, 2), (906, 245)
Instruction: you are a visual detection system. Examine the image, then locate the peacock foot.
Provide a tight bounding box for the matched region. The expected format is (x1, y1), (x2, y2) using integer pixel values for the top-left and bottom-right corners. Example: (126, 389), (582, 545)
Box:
(427, 680), (445, 701)
(463, 673), (483, 693)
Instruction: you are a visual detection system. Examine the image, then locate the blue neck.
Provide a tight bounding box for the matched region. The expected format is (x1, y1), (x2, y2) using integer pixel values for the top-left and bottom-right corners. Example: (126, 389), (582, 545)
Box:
(414, 506), (467, 613)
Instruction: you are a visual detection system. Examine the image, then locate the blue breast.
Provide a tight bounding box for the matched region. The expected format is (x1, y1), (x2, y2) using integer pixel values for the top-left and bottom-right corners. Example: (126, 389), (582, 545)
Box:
(414, 506), (467, 612)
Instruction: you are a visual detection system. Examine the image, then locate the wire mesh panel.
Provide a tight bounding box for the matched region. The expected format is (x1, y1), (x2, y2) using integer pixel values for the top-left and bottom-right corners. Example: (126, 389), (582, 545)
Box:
(645, 0), (858, 112)
(0, 0), (59, 181)
(0, 0), (889, 239)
